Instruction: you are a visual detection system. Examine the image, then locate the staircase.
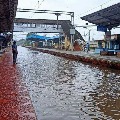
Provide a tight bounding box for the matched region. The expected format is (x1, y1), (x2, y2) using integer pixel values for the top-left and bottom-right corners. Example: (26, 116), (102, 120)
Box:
(61, 21), (84, 41)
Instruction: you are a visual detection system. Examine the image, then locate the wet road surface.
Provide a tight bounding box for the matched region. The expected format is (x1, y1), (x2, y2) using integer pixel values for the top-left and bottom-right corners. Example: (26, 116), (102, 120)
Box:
(18, 46), (120, 120)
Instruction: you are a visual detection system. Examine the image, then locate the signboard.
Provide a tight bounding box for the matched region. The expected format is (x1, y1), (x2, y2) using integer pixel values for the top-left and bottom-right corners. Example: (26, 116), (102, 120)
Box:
(97, 25), (107, 32)
(111, 34), (117, 40)
(104, 31), (111, 40)
(70, 29), (75, 35)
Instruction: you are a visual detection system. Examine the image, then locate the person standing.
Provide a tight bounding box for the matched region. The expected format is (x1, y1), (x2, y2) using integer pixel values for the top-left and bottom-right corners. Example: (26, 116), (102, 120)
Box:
(86, 43), (90, 52)
(12, 41), (18, 64)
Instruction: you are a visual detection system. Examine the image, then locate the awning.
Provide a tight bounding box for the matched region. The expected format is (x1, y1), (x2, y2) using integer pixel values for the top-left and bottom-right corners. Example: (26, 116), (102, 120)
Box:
(81, 3), (120, 30)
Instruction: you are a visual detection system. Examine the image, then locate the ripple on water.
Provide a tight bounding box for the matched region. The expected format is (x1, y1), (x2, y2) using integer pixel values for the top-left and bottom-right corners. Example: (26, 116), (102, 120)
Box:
(18, 46), (120, 120)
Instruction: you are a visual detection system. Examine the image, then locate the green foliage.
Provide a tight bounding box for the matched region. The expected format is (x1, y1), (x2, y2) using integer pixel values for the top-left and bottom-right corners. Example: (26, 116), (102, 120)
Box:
(16, 39), (25, 46)
(26, 32), (34, 37)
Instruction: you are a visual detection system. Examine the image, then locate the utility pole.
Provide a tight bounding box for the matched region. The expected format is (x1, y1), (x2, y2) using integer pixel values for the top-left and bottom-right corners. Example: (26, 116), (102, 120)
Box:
(88, 29), (91, 44)
(55, 13), (61, 49)
(55, 13), (61, 30)
(70, 12), (75, 51)
(70, 29), (75, 51)
(83, 26), (91, 43)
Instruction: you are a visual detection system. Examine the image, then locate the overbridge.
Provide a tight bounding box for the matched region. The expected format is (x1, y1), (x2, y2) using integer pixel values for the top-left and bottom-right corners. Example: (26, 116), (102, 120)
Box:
(14, 18), (66, 33)
(14, 18), (84, 41)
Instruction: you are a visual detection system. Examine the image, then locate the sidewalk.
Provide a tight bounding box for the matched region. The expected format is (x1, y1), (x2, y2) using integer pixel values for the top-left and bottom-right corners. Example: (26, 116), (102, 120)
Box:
(36, 48), (120, 62)
(0, 48), (37, 120)
(28, 47), (120, 70)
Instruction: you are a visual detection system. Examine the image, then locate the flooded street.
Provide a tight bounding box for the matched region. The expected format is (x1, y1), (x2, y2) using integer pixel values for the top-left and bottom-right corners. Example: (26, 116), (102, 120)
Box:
(17, 46), (120, 120)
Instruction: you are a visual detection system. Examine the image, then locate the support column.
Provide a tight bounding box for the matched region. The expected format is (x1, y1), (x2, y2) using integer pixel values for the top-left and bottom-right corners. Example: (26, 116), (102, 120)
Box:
(70, 29), (75, 51)
(71, 35), (73, 51)
(55, 13), (61, 30)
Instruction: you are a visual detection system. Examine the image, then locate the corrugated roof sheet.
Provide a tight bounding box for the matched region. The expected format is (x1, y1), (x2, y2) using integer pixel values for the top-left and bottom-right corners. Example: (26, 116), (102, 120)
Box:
(81, 3), (120, 29)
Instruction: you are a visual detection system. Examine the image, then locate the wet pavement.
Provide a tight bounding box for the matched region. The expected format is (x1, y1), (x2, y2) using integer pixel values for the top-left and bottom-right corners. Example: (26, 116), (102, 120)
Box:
(17, 46), (120, 120)
(0, 48), (37, 120)
(30, 47), (120, 62)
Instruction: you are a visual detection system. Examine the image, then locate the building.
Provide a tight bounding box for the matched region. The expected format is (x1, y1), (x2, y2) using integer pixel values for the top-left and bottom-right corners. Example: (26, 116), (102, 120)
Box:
(105, 34), (120, 51)
(94, 34), (120, 54)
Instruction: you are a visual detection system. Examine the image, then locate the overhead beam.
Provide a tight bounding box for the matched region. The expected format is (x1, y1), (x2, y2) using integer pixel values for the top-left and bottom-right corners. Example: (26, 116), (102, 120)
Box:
(14, 18), (71, 25)
(17, 8), (74, 16)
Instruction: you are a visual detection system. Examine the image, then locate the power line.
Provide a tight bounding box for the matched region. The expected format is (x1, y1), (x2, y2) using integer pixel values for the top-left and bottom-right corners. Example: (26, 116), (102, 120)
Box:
(79, 0), (114, 17)
(17, 0), (46, 35)
(30, 0), (45, 19)
(73, 0), (115, 21)
(66, 0), (116, 24)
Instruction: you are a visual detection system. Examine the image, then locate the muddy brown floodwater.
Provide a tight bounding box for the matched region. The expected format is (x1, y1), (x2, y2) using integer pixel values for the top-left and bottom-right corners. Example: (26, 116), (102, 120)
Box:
(17, 46), (120, 120)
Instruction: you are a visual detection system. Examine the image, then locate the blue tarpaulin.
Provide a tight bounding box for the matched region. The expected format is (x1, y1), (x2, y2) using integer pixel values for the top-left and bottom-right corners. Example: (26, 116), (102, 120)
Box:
(26, 34), (60, 41)
(27, 34), (46, 40)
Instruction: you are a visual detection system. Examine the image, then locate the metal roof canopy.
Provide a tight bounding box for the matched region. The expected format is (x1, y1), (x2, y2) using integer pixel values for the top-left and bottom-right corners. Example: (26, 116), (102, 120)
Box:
(81, 3), (120, 30)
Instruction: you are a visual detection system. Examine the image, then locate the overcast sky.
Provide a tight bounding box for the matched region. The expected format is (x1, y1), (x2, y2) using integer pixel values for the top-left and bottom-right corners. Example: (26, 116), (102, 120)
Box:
(14, 0), (120, 41)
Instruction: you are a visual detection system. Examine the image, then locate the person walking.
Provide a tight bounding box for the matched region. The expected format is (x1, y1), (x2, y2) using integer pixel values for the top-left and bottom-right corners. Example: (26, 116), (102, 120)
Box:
(12, 41), (18, 64)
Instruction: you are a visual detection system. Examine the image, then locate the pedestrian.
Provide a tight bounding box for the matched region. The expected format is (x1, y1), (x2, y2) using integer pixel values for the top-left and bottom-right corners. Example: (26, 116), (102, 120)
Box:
(86, 43), (89, 52)
(12, 41), (18, 64)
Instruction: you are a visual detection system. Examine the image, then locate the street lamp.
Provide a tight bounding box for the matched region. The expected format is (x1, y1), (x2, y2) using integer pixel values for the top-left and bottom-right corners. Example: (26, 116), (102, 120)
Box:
(83, 27), (91, 44)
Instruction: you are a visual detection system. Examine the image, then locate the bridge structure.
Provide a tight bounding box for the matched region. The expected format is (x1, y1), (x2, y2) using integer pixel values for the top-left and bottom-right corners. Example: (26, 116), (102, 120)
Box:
(14, 9), (84, 50)
(14, 18), (65, 33)
(14, 8), (75, 33)
(14, 18), (84, 50)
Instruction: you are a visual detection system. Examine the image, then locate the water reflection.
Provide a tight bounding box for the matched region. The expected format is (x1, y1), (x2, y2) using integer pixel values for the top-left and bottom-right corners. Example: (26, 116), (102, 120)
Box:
(17, 46), (120, 120)
(91, 70), (120, 120)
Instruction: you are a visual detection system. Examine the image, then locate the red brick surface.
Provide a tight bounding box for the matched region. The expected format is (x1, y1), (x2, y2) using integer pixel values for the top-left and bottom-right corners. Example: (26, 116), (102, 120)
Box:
(0, 49), (37, 120)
